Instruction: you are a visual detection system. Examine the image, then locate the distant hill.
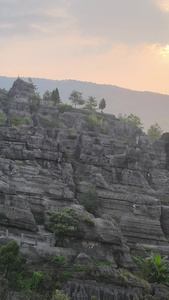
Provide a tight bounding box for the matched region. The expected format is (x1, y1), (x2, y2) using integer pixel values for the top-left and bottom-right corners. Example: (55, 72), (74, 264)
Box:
(0, 75), (169, 132)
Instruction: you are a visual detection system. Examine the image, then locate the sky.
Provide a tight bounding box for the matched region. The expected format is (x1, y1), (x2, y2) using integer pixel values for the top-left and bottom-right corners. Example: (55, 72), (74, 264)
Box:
(1, 0), (169, 94)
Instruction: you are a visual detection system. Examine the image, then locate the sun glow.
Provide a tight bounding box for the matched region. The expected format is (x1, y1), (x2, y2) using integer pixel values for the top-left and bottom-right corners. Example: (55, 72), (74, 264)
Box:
(157, 0), (169, 11)
(157, 44), (169, 57)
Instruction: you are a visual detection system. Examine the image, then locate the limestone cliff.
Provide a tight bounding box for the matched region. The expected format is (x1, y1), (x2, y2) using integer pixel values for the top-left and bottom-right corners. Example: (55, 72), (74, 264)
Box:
(0, 79), (169, 299)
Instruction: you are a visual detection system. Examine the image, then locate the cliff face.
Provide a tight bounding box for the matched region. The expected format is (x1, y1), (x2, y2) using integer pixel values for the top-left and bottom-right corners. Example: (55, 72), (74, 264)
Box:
(1, 83), (169, 298)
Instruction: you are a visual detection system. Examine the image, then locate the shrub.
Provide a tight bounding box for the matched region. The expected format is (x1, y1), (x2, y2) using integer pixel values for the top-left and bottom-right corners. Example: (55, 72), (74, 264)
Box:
(0, 240), (21, 278)
(0, 113), (7, 123)
(85, 114), (107, 133)
(52, 255), (67, 266)
(22, 116), (31, 125)
(84, 215), (95, 227)
(11, 116), (23, 126)
(133, 252), (169, 285)
(95, 260), (111, 266)
(52, 289), (70, 300)
(45, 207), (78, 237)
(39, 116), (60, 128)
(80, 185), (98, 215)
(57, 104), (73, 113)
(11, 116), (31, 126)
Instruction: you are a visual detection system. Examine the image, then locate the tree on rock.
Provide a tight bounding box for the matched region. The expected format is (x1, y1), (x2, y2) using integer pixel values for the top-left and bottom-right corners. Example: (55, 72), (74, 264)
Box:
(0, 240), (20, 278)
(84, 96), (98, 111)
(52, 88), (61, 106)
(69, 90), (85, 108)
(43, 90), (52, 101)
(147, 123), (163, 140)
(118, 113), (144, 130)
(45, 207), (78, 240)
(99, 98), (106, 112)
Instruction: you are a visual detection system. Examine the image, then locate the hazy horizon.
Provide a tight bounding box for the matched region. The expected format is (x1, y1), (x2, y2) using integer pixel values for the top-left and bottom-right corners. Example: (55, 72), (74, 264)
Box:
(1, 1), (169, 95)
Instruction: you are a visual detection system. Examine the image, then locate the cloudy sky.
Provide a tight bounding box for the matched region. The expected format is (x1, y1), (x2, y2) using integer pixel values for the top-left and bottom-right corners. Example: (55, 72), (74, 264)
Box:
(1, 0), (169, 94)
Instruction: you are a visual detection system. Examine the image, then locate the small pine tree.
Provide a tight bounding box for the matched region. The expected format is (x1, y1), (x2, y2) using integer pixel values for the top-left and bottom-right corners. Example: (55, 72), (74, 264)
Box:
(84, 96), (98, 111)
(52, 88), (61, 106)
(99, 98), (106, 112)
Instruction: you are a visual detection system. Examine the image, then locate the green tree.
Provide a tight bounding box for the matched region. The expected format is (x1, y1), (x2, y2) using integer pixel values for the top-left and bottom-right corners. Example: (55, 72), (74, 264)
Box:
(80, 185), (98, 215)
(84, 96), (97, 111)
(45, 207), (78, 237)
(118, 113), (144, 130)
(99, 98), (106, 112)
(52, 88), (61, 106)
(147, 123), (163, 140)
(133, 252), (169, 285)
(0, 240), (21, 278)
(29, 92), (42, 105)
(43, 90), (52, 101)
(69, 90), (85, 108)
(0, 88), (9, 101)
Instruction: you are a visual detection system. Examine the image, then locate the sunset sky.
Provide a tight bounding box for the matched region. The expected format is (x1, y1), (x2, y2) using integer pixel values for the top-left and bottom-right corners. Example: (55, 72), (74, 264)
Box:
(1, 0), (169, 94)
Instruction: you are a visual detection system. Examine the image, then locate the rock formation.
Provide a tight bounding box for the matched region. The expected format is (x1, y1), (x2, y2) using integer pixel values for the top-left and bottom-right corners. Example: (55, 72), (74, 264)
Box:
(0, 78), (169, 299)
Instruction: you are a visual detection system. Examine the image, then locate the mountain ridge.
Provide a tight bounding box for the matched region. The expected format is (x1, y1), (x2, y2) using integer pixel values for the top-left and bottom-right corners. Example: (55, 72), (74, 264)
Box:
(1, 75), (169, 132)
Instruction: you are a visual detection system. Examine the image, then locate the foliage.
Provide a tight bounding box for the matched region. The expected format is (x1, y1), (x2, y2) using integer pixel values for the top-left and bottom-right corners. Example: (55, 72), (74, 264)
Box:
(0, 113), (7, 123)
(95, 260), (111, 266)
(43, 90), (52, 101)
(85, 114), (107, 133)
(11, 116), (31, 126)
(69, 90), (85, 108)
(45, 207), (78, 236)
(52, 255), (67, 266)
(29, 93), (42, 105)
(59, 264), (87, 282)
(57, 103), (73, 113)
(80, 185), (98, 215)
(52, 88), (61, 106)
(84, 215), (95, 227)
(133, 252), (169, 285)
(0, 88), (9, 101)
(0, 240), (21, 278)
(118, 113), (144, 130)
(17, 269), (53, 297)
(84, 96), (97, 111)
(99, 98), (106, 111)
(39, 116), (61, 128)
(147, 123), (163, 140)
(52, 289), (70, 300)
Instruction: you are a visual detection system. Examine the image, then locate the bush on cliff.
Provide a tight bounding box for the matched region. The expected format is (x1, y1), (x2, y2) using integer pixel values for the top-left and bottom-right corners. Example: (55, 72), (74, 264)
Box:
(0, 240), (21, 278)
(45, 207), (78, 237)
(133, 252), (169, 285)
(80, 185), (98, 215)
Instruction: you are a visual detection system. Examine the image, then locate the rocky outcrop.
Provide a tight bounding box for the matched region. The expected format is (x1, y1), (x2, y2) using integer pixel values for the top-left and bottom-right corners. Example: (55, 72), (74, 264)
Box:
(0, 96), (169, 254)
(1, 79), (169, 299)
(8, 77), (35, 102)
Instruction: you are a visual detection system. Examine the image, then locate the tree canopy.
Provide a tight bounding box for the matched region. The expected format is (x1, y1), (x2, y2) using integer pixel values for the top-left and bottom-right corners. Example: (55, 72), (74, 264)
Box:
(118, 113), (144, 130)
(43, 90), (52, 101)
(69, 90), (85, 108)
(52, 88), (61, 106)
(99, 98), (106, 111)
(45, 207), (78, 236)
(84, 96), (98, 111)
(147, 123), (163, 140)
